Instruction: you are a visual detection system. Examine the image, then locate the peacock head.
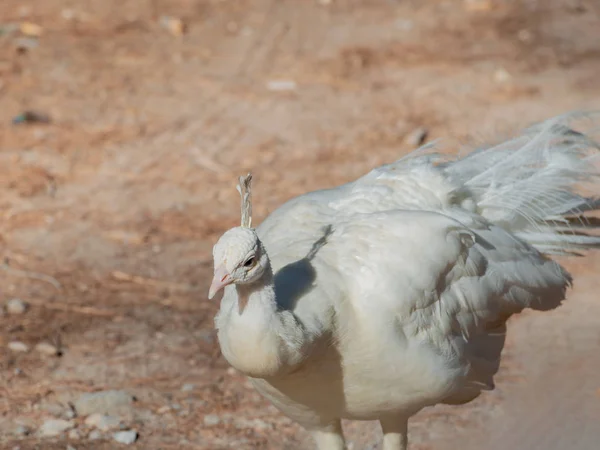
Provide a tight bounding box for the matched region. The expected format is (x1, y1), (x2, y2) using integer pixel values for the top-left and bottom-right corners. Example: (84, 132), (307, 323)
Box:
(208, 174), (268, 299)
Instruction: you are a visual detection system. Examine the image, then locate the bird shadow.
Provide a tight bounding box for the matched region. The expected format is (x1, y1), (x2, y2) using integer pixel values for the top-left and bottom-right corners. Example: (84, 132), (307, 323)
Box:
(273, 224), (333, 312)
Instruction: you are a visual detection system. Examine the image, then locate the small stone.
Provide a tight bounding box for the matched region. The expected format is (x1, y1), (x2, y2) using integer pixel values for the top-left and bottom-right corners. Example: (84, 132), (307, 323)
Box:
(197, 329), (214, 344)
(14, 424), (31, 436)
(404, 127), (429, 147)
(493, 68), (512, 83)
(517, 29), (533, 43)
(8, 341), (29, 353)
(159, 16), (186, 36)
(203, 414), (221, 427)
(42, 402), (66, 417)
(39, 419), (74, 437)
(88, 430), (102, 440)
(19, 22), (43, 37)
(464, 0), (493, 12)
(234, 418), (270, 430)
(266, 80), (297, 92)
(14, 37), (39, 52)
(180, 383), (195, 392)
(68, 429), (81, 439)
(61, 9), (76, 20)
(74, 390), (134, 416)
(395, 19), (413, 31)
(12, 110), (50, 124)
(0, 23), (19, 36)
(156, 405), (170, 414)
(113, 430), (138, 445)
(35, 342), (60, 356)
(64, 406), (76, 419)
(84, 413), (121, 431)
(6, 298), (28, 315)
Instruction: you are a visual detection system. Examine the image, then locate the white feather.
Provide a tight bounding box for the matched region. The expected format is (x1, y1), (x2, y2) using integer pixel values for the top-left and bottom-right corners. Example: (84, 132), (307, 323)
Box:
(211, 113), (600, 450)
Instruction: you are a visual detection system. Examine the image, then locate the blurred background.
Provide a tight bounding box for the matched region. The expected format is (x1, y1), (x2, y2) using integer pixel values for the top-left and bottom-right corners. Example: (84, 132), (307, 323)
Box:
(1, 0), (599, 449)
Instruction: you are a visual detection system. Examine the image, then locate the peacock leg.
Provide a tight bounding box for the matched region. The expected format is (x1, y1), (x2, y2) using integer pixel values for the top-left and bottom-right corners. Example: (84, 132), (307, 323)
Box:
(380, 416), (409, 450)
(310, 419), (346, 450)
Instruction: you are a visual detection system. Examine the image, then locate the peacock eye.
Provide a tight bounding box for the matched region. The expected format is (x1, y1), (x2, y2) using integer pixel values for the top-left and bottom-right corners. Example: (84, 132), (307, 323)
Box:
(243, 257), (255, 268)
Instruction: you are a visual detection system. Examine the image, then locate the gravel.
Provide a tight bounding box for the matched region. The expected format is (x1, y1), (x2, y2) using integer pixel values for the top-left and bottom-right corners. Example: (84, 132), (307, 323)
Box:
(234, 418), (270, 430)
(180, 383), (195, 392)
(203, 414), (221, 427)
(35, 342), (60, 356)
(113, 430), (138, 445)
(6, 298), (28, 315)
(13, 424), (31, 437)
(38, 419), (74, 437)
(74, 390), (135, 417)
(8, 341), (29, 353)
(68, 429), (82, 440)
(404, 127), (429, 147)
(88, 430), (102, 440)
(84, 413), (121, 431)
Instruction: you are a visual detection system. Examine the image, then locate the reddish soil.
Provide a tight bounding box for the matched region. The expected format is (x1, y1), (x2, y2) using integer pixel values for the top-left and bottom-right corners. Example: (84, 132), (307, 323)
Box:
(0, 0), (599, 449)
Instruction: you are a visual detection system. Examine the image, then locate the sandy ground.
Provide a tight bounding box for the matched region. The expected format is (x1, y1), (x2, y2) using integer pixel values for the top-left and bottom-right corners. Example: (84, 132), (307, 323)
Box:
(0, 0), (599, 449)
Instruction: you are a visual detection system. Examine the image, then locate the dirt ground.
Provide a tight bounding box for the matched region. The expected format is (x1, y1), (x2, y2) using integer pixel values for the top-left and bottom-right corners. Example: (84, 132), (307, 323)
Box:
(1, 0), (599, 449)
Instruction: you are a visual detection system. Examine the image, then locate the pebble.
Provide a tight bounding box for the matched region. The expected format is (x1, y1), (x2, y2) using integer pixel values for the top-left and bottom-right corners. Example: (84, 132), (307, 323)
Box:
(395, 19), (414, 31)
(20, 22), (43, 37)
(156, 405), (171, 414)
(88, 430), (102, 440)
(35, 342), (60, 356)
(6, 298), (28, 315)
(493, 68), (512, 83)
(14, 37), (39, 52)
(74, 390), (134, 416)
(68, 429), (82, 439)
(113, 430), (138, 445)
(84, 413), (121, 431)
(12, 110), (50, 124)
(197, 329), (214, 344)
(0, 23), (19, 35)
(517, 29), (533, 43)
(234, 418), (270, 430)
(464, 0), (493, 12)
(203, 414), (221, 427)
(404, 127), (429, 147)
(180, 383), (195, 392)
(61, 9), (76, 20)
(13, 424), (30, 436)
(159, 16), (186, 36)
(39, 419), (74, 437)
(8, 341), (29, 353)
(64, 406), (76, 419)
(266, 80), (297, 92)
(42, 402), (66, 417)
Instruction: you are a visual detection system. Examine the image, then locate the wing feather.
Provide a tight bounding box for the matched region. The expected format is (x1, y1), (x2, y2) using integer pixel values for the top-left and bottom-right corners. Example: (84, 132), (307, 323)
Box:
(326, 210), (570, 345)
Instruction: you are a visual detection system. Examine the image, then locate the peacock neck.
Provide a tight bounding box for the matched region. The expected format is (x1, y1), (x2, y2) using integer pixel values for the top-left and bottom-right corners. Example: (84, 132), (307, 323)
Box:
(234, 262), (276, 315)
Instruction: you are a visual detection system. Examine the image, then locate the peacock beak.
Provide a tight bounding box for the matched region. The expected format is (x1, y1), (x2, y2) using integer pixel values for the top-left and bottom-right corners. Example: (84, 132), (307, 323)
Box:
(208, 264), (233, 299)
